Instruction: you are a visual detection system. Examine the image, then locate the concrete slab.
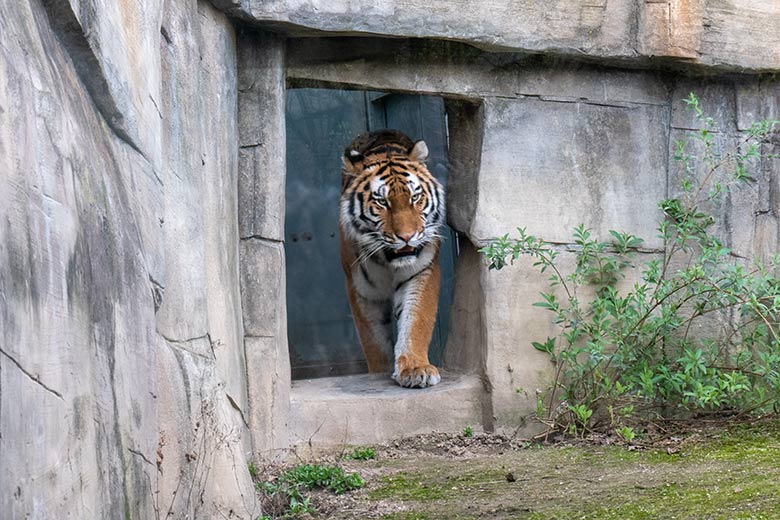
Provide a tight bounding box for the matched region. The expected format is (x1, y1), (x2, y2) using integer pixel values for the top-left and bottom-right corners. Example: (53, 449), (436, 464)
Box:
(289, 372), (484, 447)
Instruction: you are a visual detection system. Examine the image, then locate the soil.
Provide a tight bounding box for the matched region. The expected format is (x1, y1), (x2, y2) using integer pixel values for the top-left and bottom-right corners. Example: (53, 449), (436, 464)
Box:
(255, 418), (780, 519)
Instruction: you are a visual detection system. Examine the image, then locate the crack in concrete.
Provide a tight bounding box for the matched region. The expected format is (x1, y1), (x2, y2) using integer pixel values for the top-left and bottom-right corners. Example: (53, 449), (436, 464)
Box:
(159, 332), (216, 360)
(225, 393), (250, 429)
(239, 235), (283, 243)
(505, 93), (655, 109)
(0, 347), (64, 400)
(159, 332), (211, 345)
(148, 94), (163, 120)
(128, 447), (155, 467)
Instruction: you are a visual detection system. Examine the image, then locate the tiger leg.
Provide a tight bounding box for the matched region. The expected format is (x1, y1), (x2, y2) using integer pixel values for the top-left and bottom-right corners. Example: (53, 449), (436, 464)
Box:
(392, 261), (441, 388)
(344, 279), (393, 373)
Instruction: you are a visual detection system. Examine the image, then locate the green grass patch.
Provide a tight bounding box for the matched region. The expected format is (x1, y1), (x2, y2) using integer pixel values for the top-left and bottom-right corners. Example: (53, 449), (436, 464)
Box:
(347, 446), (377, 461)
(369, 468), (506, 502)
(281, 463), (364, 494)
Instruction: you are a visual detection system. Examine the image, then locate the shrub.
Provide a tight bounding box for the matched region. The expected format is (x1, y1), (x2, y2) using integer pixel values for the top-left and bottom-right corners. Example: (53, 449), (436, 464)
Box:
(480, 93), (780, 434)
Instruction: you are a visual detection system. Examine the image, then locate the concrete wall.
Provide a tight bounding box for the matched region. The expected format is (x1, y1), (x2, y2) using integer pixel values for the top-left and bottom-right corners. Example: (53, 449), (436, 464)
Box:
(216, 0), (780, 72)
(2, 0), (780, 517)
(286, 37), (780, 434)
(1, 0), (257, 517)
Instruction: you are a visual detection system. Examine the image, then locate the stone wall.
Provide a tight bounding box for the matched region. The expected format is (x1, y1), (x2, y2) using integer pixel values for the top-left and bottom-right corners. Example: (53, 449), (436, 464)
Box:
(1, 0), (257, 517)
(2, 0), (780, 517)
(216, 0), (780, 72)
(287, 37), (780, 434)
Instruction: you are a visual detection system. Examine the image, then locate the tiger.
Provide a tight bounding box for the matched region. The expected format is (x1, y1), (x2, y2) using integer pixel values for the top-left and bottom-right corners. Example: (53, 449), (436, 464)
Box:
(339, 129), (445, 388)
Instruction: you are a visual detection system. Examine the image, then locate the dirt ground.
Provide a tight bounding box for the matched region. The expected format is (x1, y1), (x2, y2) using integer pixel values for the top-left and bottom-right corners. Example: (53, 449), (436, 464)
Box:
(257, 418), (780, 519)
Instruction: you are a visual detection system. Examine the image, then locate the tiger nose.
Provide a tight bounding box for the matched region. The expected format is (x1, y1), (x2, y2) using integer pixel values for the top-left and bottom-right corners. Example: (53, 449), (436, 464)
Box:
(396, 232), (415, 244)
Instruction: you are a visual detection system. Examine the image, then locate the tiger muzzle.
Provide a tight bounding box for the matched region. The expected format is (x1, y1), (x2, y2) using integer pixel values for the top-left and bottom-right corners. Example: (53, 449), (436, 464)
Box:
(385, 245), (422, 261)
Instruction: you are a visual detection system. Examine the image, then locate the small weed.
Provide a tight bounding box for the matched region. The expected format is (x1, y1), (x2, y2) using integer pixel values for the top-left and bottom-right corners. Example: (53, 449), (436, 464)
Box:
(463, 426), (474, 438)
(248, 462), (259, 478)
(347, 446), (377, 460)
(282, 464), (365, 494)
(615, 426), (636, 442)
(258, 463), (364, 518)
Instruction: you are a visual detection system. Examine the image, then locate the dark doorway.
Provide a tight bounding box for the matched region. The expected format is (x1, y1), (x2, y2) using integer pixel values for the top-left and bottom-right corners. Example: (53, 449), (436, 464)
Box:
(285, 88), (457, 379)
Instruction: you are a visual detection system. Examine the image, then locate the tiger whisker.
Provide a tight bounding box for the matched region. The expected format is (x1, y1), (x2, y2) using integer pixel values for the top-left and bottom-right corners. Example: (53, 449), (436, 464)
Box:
(353, 241), (387, 266)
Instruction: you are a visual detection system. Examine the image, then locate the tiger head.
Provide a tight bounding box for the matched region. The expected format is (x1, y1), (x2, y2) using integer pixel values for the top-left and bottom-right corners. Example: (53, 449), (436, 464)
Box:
(340, 130), (445, 267)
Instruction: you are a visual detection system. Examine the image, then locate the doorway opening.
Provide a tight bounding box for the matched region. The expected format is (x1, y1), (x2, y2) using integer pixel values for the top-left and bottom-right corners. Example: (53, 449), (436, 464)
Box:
(285, 88), (458, 380)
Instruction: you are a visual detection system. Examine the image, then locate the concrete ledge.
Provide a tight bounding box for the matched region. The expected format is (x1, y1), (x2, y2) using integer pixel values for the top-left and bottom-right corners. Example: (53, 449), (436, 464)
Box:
(289, 371), (484, 447)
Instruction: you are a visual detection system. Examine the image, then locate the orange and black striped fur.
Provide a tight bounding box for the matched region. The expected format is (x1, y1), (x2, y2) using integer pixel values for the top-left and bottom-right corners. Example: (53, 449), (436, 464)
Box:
(339, 130), (445, 388)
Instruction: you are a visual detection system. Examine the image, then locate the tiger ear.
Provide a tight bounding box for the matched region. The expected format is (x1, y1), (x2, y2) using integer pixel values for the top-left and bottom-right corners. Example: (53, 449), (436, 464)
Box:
(410, 140), (429, 162)
(342, 149), (363, 173)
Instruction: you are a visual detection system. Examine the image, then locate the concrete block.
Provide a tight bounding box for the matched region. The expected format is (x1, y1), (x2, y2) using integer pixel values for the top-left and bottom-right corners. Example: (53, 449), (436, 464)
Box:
(671, 79), (736, 131)
(238, 145), (286, 242)
(289, 372), (483, 448)
(470, 97), (668, 249)
(237, 31), (286, 241)
(287, 38), (670, 106)
(668, 129), (762, 259)
(245, 336), (291, 454)
(222, 0), (780, 72)
(240, 238), (286, 338)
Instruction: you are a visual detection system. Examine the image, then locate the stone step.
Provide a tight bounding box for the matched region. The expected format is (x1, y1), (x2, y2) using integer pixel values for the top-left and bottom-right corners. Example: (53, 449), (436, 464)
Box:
(289, 371), (484, 447)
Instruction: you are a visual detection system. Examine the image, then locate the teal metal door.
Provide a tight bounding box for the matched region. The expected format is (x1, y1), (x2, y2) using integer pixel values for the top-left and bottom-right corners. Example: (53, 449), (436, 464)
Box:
(285, 89), (456, 379)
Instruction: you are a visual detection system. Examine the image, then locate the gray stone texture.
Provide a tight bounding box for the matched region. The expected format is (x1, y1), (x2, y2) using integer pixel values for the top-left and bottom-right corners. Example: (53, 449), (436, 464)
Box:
(238, 31), (286, 241)
(236, 30), (291, 455)
(289, 372), (483, 448)
(473, 97), (669, 249)
(239, 239), (291, 454)
(4, 0), (780, 515)
(237, 0), (779, 72)
(1, 0), (257, 517)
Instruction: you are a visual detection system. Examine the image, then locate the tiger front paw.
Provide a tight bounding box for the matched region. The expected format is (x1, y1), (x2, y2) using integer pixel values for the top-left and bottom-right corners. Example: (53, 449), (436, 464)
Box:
(392, 357), (441, 388)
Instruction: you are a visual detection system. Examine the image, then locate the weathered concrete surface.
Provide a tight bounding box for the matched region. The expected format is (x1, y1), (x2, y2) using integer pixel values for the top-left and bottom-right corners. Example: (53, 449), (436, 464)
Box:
(668, 78), (780, 263)
(236, 30), (292, 455)
(240, 239), (291, 453)
(287, 38), (672, 103)
(42, 0), (164, 168)
(289, 372), (483, 448)
(238, 30), (286, 241)
(0, 0), (257, 517)
(217, 0), (780, 72)
(472, 97), (669, 249)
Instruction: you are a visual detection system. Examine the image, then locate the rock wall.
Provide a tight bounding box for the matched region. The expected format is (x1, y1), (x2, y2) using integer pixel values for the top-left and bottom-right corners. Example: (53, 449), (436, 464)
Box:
(2, 0), (780, 517)
(217, 0), (780, 72)
(0, 0), (257, 517)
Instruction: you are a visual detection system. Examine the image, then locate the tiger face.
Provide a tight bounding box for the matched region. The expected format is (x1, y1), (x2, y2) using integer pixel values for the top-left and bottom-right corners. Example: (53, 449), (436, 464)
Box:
(340, 131), (444, 268)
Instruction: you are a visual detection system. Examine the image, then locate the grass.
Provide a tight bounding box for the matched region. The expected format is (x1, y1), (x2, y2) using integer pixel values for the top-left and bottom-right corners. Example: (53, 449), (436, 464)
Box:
(324, 419), (780, 520)
(282, 464), (364, 494)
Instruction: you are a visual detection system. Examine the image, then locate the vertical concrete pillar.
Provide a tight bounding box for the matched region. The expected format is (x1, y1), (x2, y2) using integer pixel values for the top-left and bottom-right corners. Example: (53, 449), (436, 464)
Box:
(237, 30), (291, 454)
